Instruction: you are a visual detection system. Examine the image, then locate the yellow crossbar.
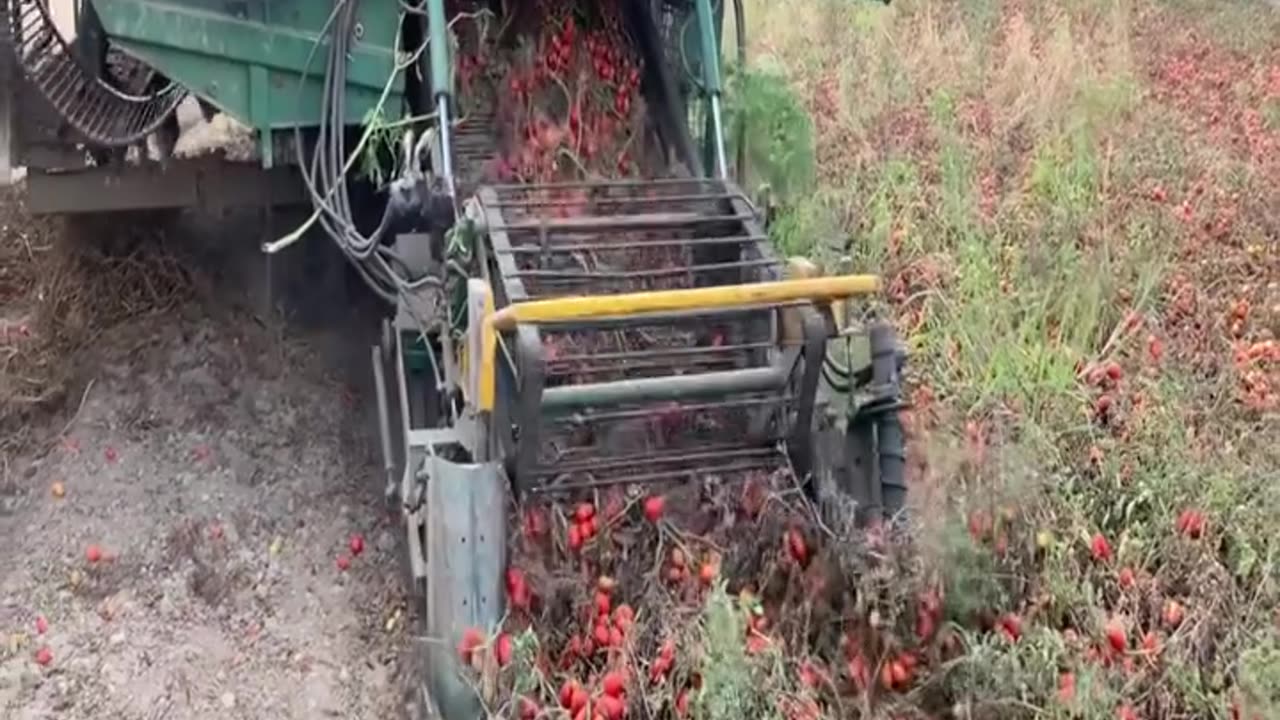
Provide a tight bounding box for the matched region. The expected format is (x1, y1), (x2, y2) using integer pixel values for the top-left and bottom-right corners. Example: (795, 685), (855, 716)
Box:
(477, 274), (881, 411)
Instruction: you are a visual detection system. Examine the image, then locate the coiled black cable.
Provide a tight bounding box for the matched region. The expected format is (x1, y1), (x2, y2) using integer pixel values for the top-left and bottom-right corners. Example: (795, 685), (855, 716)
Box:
(293, 0), (439, 305)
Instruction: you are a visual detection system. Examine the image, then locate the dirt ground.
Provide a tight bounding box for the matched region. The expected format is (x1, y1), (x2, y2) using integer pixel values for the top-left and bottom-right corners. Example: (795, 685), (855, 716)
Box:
(0, 197), (421, 719)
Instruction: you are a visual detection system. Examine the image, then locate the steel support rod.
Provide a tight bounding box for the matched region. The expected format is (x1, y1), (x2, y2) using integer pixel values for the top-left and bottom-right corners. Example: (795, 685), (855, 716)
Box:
(541, 366), (786, 414)
(371, 345), (397, 502)
(425, 0), (455, 197)
(530, 459), (782, 493)
(695, 0), (729, 180)
(710, 94), (729, 180)
(437, 96), (456, 198)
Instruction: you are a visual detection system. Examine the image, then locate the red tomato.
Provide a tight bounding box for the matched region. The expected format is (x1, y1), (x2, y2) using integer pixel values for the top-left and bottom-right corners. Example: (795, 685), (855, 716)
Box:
(495, 633), (513, 666)
(601, 670), (626, 698)
(643, 495), (665, 523)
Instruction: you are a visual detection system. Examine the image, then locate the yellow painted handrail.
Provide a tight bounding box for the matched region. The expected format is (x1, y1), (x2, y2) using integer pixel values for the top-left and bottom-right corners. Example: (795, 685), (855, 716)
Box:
(477, 274), (881, 411)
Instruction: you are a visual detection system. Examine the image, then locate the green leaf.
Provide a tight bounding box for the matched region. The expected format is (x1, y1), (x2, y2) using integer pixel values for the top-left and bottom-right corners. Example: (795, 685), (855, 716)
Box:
(1232, 539), (1259, 580)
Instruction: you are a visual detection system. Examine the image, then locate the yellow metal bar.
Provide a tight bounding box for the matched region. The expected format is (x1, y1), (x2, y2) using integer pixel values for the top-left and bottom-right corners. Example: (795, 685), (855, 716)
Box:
(477, 284), (497, 414)
(783, 257), (823, 345)
(476, 274), (880, 412)
(490, 275), (879, 332)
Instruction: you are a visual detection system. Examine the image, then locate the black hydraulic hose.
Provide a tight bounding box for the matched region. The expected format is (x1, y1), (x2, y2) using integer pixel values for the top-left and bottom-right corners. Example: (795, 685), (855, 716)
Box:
(333, 8), (352, 245)
(293, 0), (406, 303)
(623, 0), (704, 177)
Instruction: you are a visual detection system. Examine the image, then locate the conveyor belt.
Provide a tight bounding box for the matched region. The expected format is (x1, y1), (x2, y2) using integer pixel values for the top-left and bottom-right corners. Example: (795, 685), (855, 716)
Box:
(1, 0), (185, 147)
(453, 107), (497, 197)
(476, 177), (827, 497)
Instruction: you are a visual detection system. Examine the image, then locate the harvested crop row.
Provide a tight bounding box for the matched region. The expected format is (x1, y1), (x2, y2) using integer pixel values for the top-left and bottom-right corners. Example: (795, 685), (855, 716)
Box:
(460, 469), (935, 720)
(457, 0), (658, 189)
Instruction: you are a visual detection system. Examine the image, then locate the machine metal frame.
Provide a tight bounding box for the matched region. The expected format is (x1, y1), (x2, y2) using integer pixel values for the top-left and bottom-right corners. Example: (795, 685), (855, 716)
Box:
(1, 4), (909, 719)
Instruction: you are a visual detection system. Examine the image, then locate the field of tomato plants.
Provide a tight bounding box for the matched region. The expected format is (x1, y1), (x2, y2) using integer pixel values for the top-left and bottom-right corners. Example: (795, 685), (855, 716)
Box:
(742, 0), (1276, 718)
(446, 0), (1279, 719)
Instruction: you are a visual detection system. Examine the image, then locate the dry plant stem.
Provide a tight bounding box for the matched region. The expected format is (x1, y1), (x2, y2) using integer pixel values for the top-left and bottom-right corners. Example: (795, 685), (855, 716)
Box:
(55, 378), (95, 439)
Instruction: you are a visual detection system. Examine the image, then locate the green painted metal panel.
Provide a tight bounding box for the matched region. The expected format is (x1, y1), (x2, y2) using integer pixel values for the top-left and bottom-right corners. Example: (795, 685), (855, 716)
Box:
(694, 0), (722, 95)
(91, 0), (406, 165)
(425, 0), (450, 101)
(404, 333), (431, 373)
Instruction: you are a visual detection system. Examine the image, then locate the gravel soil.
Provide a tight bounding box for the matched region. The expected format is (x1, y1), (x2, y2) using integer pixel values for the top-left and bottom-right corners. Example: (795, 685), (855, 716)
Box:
(0, 203), (419, 719)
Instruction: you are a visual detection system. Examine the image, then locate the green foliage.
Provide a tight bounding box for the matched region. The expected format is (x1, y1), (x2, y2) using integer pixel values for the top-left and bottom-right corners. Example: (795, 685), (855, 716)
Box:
(857, 158), (925, 261)
(1238, 633), (1280, 719)
(1159, 0), (1280, 54)
(1027, 129), (1099, 232)
(509, 628), (542, 697)
(935, 522), (1006, 623)
(695, 584), (776, 720)
(1264, 99), (1280, 132)
(722, 58), (817, 205)
(940, 627), (1096, 718)
(359, 106), (407, 188)
(766, 191), (842, 259)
